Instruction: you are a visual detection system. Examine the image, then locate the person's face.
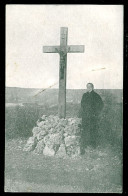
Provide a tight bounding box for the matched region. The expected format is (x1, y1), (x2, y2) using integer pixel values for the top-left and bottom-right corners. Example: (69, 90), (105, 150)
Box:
(87, 84), (93, 92)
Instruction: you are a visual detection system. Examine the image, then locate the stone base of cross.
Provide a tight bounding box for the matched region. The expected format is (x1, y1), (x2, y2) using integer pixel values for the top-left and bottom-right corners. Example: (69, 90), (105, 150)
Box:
(43, 27), (84, 118)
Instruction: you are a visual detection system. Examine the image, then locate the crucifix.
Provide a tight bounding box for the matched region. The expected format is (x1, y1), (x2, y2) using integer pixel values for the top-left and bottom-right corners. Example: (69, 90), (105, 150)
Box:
(43, 27), (84, 118)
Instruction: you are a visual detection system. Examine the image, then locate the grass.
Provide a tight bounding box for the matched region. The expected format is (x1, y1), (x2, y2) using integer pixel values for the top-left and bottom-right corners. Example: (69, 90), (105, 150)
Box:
(5, 138), (122, 193)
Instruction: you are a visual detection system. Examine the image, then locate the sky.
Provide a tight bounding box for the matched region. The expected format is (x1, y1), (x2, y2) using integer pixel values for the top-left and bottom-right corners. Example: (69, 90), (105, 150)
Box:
(6, 5), (123, 89)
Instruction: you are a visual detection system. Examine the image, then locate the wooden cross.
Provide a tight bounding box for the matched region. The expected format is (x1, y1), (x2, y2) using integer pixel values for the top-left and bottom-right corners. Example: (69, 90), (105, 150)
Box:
(43, 27), (84, 118)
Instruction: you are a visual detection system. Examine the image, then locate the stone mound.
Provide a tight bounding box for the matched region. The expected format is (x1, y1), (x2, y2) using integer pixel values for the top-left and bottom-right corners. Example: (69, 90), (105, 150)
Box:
(23, 115), (82, 158)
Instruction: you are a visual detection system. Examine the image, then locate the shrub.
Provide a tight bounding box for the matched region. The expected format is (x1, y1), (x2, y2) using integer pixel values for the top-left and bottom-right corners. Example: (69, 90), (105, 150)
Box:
(5, 105), (40, 139)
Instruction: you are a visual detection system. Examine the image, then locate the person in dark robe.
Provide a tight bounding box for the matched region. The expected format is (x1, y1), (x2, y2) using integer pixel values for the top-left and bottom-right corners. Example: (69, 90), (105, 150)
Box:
(80, 83), (104, 153)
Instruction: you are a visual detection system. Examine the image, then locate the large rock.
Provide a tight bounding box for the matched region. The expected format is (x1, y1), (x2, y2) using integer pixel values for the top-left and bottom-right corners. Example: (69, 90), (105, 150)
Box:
(36, 130), (48, 140)
(64, 136), (80, 147)
(37, 121), (46, 127)
(44, 132), (63, 146)
(32, 127), (42, 136)
(41, 115), (47, 120)
(64, 126), (81, 136)
(68, 118), (81, 125)
(23, 136), (37, 151)
(56, 144), (67, 157)
(43, 145), (55, 156)
(59, 119), (68, 127)
(66, 145), (81, 157)
(32, 127), (48, 140)
(34, 139), (45, 154)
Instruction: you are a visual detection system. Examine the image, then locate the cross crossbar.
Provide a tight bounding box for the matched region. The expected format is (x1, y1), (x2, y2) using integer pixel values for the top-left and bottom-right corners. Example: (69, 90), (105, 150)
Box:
(43, 46), (60, 53)
(43, 45), (84, 53)
(68, 45), (85, 53)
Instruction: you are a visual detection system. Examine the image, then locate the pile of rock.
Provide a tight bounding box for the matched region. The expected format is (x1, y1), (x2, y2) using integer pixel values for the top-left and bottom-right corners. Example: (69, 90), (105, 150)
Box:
(23, 115), (82, 158)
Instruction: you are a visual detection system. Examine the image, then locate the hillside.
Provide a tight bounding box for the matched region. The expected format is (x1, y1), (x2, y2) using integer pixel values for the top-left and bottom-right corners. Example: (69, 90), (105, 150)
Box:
(6, 87), (123, 105)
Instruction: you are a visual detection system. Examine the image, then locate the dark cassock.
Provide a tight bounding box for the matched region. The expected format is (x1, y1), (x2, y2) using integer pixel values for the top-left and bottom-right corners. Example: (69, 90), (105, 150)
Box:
(80, 89), (104, 150)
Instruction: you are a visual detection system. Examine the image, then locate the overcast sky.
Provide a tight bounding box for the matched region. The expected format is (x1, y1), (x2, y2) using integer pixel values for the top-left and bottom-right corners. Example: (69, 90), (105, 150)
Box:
(6, 5), (123, 89)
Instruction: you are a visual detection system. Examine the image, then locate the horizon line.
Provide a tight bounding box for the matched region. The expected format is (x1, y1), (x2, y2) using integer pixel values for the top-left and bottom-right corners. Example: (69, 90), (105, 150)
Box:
(5, 86), (123, 90)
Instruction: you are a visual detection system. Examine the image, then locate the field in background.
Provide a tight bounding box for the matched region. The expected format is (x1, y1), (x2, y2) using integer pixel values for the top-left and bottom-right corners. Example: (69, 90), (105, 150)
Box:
(6, 87), (122, 104)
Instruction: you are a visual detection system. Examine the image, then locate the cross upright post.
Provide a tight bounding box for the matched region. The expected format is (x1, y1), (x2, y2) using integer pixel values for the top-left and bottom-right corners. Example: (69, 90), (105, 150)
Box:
(58, 27), (68, 118)
(43, 27), (84, 118)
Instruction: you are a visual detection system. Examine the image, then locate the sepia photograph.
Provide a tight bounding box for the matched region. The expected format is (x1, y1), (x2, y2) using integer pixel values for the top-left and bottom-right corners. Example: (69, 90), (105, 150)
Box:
(5, 4), (123, 193)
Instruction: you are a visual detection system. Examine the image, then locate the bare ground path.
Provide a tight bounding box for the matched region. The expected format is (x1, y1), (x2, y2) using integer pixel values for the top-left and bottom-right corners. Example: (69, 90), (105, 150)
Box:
(5, 138), (122, 193)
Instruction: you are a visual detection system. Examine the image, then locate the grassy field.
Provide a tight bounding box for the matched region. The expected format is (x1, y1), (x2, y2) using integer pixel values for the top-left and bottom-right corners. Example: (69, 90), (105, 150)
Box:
(5, 138), (122, 193)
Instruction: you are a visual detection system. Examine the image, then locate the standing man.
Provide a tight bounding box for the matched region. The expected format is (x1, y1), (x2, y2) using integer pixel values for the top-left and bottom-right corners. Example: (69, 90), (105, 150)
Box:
(80, 83), (104, 153)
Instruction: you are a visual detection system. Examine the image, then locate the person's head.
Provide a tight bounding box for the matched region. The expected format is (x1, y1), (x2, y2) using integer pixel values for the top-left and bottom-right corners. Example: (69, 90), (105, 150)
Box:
(86, 83), (94, 92)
